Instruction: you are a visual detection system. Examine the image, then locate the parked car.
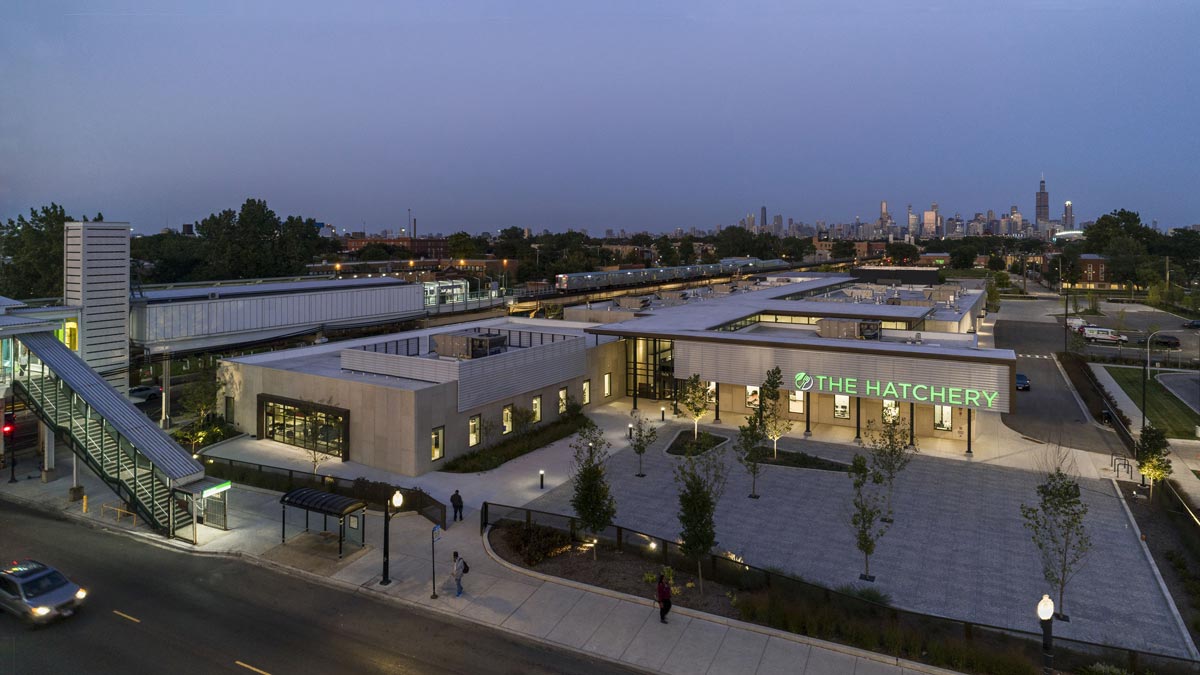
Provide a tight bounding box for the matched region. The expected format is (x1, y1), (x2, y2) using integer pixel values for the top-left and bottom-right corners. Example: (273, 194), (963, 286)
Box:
(0, 560), (87, 625)
(1135, 335), (1181, 348)
(1081, 326), (1128, 344)
(1183, 320), (1200, 329)
(128, 385), (162, 403)
(1016, 373), (1031, 391)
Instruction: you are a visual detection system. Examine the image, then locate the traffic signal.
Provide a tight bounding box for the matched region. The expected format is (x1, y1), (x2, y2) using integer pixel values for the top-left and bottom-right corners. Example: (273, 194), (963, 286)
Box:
(3, 413), (14, 438)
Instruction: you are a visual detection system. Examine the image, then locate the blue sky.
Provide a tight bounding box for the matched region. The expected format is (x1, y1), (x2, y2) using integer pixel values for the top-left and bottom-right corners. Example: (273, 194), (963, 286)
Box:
(2, 0), (1197, 234)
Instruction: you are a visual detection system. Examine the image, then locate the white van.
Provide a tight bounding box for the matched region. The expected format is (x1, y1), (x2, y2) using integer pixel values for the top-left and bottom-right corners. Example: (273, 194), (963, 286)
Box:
(1081, 326), (1128, 344)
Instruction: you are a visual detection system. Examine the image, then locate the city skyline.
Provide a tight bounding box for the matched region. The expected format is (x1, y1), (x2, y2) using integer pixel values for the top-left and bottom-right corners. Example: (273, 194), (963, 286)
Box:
(3, 1), (1198, 234)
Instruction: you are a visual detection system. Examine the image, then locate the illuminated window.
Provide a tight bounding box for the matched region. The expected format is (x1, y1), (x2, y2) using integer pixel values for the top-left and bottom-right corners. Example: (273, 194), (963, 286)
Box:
(745, 386), (760, 409)
(935, 405), (953, 431)
(883, 399), (899, 423)
(503, 405), (514, 434)
(558, 388), (568, 414)
(532, 396), (542, 423)
(604, 373), (612, 397)
(834, 395), (850, 419)
(788, 391), (804, 414)
(469, 415), (481, 447)
(431, 426), (445, 461)
(582, 380), (591, 405)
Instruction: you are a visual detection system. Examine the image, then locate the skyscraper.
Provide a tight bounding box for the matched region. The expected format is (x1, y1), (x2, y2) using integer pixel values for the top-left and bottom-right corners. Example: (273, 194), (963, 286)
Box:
(760, 206), (767, 235)
(1036, 176), (1049, 226)
(1063, 201), (1075, 229)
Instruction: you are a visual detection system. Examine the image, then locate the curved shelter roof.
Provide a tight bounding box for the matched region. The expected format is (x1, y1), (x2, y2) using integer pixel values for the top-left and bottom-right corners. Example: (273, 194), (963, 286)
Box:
(279, 488), (366, 517)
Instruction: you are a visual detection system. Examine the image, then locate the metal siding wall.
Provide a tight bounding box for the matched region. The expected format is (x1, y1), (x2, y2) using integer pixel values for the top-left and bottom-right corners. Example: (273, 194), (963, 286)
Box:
(136, 284), (425, 341)
(674, 341), (1012, 413)
(456, 338), (586, 412)
(339, 349), (459, 383)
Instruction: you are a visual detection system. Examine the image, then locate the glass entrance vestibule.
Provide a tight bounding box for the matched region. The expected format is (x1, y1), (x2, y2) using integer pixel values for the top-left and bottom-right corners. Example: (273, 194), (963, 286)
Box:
(257, 394), (350, 460)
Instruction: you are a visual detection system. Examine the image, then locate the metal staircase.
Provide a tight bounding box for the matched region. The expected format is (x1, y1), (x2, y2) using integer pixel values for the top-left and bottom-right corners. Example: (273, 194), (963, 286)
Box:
(12, 333), (203, 539)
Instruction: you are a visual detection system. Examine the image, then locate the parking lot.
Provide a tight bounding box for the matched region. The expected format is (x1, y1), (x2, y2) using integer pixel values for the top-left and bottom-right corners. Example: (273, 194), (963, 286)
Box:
(1069, 302), (1200, 365)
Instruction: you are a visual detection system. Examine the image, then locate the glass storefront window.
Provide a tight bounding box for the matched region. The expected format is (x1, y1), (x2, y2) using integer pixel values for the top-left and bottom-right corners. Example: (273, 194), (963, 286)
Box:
(883, 399), (899, 422)
(263, 398), (348, 460)
(469, 415), (481, 447)
(935, 405), (953, 431)
(532, 396), (541, 423)
(431, 426), (444, 461)
(558, 388), (568, 414)
(582, 380), (591, 405)
(745, 386), (760, 409)
(503, 404), (514, 434)
(788, 391), (804, 414)
(834, 395), (850, 419)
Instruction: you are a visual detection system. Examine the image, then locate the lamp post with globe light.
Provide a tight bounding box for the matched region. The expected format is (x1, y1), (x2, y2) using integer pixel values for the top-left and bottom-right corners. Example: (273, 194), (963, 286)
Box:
(380, 490), (403, 585)
(1037, 594), (1055, 675)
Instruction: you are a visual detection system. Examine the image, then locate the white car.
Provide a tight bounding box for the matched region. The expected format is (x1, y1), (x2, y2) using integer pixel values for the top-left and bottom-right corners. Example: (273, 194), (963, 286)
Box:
(1081, 326), (1128, 344)
(128, 385), (162, 403)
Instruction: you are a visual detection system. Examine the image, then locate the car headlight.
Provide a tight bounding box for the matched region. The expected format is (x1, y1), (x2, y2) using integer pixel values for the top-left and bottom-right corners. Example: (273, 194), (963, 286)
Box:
(32, 606), (51, 616)
(75, 588), (87, 600)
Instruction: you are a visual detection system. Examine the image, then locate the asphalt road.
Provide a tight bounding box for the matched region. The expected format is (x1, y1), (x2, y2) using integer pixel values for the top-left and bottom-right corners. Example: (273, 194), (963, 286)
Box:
(994, 319), (1125, 454)
(0, 501), (638, 675)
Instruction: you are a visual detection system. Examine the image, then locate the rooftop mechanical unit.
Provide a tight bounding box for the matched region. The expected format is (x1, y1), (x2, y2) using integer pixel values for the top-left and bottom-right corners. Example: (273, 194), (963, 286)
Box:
(431, 331), (508, 359)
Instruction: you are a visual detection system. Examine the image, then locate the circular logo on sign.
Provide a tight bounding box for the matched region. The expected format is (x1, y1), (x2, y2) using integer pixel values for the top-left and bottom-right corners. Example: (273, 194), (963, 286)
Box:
(794, 372), (814, 392)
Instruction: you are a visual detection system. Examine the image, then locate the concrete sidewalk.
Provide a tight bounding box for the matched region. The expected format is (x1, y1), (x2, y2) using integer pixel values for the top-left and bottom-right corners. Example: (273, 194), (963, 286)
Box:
(0, 446), (959, 675)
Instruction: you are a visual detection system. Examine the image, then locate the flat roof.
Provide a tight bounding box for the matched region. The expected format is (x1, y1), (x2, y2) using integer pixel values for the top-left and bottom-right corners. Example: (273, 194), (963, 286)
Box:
(133, 277), (408, 303)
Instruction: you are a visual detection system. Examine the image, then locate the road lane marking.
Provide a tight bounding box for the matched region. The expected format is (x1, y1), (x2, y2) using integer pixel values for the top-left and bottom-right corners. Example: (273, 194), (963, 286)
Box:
(112, 610), (141, 623)
(235, 661), (272, 675)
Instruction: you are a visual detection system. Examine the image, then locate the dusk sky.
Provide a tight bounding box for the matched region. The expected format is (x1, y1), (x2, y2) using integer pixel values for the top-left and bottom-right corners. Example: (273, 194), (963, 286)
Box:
(2, 0), (1198, 235)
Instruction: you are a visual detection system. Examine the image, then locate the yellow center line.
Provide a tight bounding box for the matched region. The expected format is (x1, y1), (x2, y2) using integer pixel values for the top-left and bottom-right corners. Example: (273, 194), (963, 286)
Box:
(112, 610), (141, 623)
(235, 661), (272, 675)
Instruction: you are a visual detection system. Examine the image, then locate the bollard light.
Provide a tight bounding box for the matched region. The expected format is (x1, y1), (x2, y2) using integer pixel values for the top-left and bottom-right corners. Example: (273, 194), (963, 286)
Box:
(628, 423), (633, 439)
(1037, 594), (1055, 675)
(660, 406), (666, 421)
(539, 469), (545, 490)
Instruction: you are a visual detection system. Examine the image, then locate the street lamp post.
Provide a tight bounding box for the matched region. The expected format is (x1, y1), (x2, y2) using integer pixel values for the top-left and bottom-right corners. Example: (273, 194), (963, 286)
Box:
(380, 490), (403, 586)
(1037, 594), (1055, 675)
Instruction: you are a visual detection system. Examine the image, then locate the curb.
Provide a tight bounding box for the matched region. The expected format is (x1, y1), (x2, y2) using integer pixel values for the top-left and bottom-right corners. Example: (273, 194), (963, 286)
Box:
(480, 524), (963, 675)
(1110, 478), (1200, 660)
(1053, 354), (1113, 433)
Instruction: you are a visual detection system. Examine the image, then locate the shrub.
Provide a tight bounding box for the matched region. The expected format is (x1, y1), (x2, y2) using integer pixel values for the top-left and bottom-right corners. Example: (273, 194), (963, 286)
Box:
(666, 431), (728, 456)
(441, 414), (588, 473)
(502, 523), (572, 566)
(1077, 663), (1132, 675)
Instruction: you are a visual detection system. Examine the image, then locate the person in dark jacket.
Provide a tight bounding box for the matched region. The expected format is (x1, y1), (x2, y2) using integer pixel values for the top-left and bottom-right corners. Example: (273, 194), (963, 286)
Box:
(656, 574), (672, 623)
(450, 490), (464, 522)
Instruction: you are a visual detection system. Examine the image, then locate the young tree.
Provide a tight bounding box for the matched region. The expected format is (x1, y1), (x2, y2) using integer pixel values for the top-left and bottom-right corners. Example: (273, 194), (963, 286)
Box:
(759, 367), (792, 458)
(1020, 469), (1092, 616)
(675, 443), (728, 593)
(735, 415), (767, 498)
(679, 374), (712, 440)
(629, 413), (657, 478)
(849, 454), (889, 581)
(570, 421), (617, 560)
(1136, 424), (1173, 502)
(864, 413), (918, 518)
(178, 365), (222, 424)
(512, 405), (536, 436)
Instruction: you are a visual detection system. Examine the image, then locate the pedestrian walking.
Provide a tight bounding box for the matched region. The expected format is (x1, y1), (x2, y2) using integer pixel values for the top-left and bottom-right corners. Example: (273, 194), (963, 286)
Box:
(452, 551), (467, 597)
(450, 489), (464, 522)
(655, 574), (672, 623)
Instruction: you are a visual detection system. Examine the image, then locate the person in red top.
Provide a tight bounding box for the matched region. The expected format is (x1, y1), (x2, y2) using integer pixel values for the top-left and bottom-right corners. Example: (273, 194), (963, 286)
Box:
(656, 574), (672, 624)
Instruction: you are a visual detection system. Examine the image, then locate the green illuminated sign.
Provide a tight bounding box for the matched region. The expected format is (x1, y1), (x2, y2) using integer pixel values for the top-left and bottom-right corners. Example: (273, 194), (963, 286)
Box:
(201, 480), (232, 499)
(794, 372), (999, 409)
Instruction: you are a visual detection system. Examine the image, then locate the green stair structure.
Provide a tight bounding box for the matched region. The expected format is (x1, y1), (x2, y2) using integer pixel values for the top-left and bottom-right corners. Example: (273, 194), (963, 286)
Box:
(12, 332), (222, 543)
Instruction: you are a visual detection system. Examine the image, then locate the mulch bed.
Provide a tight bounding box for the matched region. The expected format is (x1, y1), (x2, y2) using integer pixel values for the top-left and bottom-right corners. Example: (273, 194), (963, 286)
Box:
(488, 524), (740, 619)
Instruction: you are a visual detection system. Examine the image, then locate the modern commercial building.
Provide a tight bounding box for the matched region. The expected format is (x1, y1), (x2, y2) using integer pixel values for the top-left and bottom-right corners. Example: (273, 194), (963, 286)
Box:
(219, 274), (1012, 476)
(1063, 201), (1075, 230)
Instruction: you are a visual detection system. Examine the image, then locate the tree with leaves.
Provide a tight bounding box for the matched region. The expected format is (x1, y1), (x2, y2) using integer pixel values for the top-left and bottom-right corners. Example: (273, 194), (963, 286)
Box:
(735, 414), (767, 498)
(759, 367), (792, 458)
(0, 203), (71, 299)
(831, 240), (858, 260)
(630, 412), (657, 478)
(849, 454), (889, 581)
(1020, 469), (1091, 616)
(865, 413), (917, 518)
(570, 421), (617, 560)
(679, 374), (712, 440)
(674, 441), (728, 593)
(1136, 424), (1173, 502)
(512, 405), (536, 436)
(178, 366), (223, 424)
(654, 235), (680, 266)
